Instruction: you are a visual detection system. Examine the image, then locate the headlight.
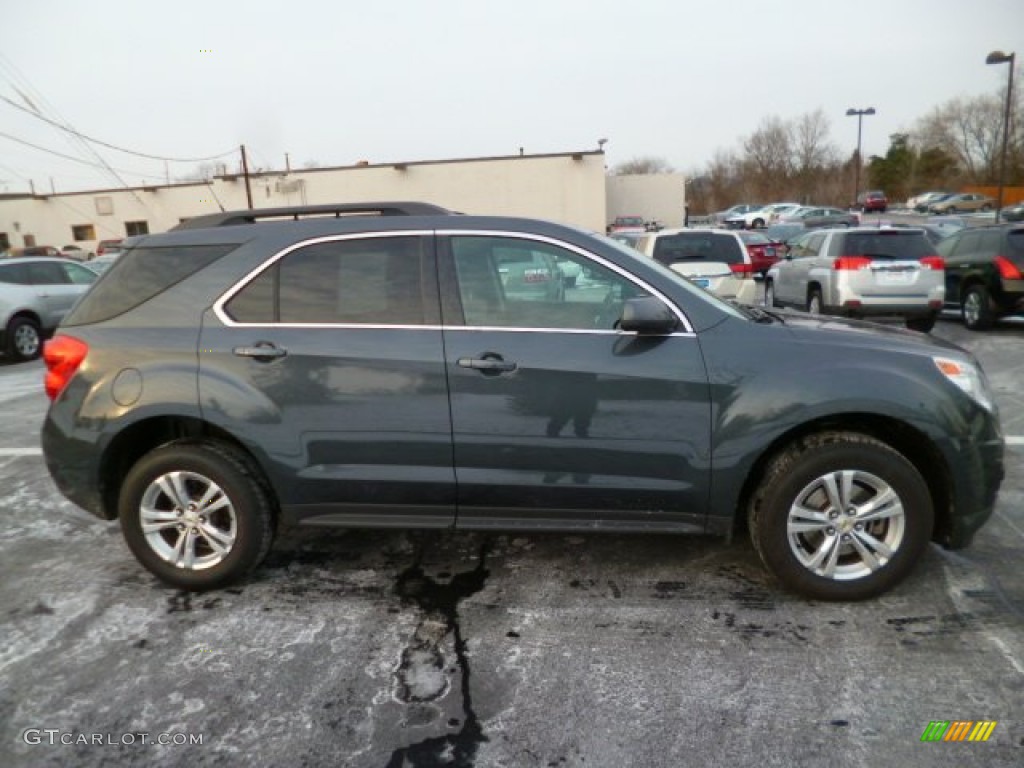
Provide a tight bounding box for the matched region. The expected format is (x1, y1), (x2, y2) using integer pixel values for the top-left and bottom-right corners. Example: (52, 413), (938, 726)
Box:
(933, 357), (996, 412)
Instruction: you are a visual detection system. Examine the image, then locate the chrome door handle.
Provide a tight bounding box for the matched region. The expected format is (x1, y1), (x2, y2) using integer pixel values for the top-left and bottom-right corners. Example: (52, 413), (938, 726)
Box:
(233, 342), (288, 361)
(457, 354), (517, 374)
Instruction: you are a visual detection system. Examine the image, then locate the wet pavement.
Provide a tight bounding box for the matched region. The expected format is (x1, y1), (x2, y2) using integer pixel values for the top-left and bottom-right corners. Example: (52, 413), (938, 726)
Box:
(1, 316), (1022, 767)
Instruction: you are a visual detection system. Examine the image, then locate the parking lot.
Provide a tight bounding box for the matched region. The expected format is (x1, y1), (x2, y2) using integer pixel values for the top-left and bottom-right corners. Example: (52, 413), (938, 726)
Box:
(1, 316), (1022, 767)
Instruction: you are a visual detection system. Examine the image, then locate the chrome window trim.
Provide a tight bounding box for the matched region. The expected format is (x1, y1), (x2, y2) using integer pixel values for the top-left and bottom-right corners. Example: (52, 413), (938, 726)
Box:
(212, 231), (435, 327)
(213, 228), (696, 336)
(439, 229), (694, 334)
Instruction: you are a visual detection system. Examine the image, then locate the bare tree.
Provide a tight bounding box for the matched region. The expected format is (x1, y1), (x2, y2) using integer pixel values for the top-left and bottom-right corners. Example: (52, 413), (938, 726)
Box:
(791, 109), (840, 202)
(612, 156), (674, 175)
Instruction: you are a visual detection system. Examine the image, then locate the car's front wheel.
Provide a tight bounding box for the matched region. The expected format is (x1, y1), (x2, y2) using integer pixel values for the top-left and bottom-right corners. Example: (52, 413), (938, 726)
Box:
(6, 316), (42, 361)
(119, 440), (275, 590)
(765, 279), (778, 308)
(749, 432), (933, 600)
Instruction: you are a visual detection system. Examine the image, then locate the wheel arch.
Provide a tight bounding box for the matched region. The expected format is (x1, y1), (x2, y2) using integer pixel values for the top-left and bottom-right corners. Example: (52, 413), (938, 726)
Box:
(98, 415), (280, 525)
(731, 414), (952, 546)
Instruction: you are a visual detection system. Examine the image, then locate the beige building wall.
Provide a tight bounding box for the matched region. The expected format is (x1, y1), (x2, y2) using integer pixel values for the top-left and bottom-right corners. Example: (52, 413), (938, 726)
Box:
(606, 173), (687, 229)
(0, 151), (607, 252)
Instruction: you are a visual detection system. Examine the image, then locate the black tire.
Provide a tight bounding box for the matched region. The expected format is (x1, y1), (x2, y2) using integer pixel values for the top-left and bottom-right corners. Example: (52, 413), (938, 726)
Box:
(980, 204), (991, 212)
(6, 316), (42, 361)
(961, 284), (994, 331)
(752, 218), (765, 229)
(765, 279), (779, 308)
(119, 440), (275, 590)
(806, 288), (822, 315)
(905, 315), (936, 333)
(748, 432), (933, 600)
(947, 206), (958, 214)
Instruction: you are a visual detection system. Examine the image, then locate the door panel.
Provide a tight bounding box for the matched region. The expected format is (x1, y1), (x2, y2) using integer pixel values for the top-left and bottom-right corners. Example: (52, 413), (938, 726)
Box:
(439, 234), (712, 531)
(198, 233), (456, 527)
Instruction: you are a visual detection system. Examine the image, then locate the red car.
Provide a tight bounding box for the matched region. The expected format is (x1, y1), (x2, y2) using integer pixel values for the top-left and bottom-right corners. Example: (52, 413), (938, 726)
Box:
(857, 190), (888, 213)
(737, 231), (779, 275)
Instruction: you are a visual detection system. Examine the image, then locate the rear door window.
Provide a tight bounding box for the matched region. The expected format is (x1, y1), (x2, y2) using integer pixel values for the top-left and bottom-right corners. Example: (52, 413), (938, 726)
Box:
(225, 235), (434, 326)
(0, 263), (28, 284)
(25, 261), (68, 286)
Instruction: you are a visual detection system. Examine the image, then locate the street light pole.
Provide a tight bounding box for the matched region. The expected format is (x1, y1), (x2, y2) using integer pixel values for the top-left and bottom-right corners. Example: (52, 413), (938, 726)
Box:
(986, 50), (1016, 223)
(846, 107), (876, 207)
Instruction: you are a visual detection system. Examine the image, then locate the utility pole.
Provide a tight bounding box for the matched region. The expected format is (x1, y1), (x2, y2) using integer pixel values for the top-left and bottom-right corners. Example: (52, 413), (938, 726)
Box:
(285, 153), (291, 174)
(240, 144), (254, 208)
(29, 179), (36, 196)
(50, 177), (55, 195)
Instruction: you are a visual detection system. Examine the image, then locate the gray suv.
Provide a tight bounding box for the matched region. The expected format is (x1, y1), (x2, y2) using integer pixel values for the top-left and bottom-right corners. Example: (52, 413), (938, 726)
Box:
(40, 203), (1005, 600)
(1, 257), (98, 360)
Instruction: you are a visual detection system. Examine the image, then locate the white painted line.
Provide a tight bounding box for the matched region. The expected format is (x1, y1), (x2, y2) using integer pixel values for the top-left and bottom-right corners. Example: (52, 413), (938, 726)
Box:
(0, 448), (42, 456)
(1006, 436), (1024, 446)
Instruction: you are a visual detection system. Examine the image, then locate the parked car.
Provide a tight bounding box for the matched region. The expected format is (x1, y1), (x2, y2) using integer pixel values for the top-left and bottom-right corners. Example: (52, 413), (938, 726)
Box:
(764, 223), (807, 252)
(60, 245), (94, 261)
(96, 238), (124, 256)
(936, 224), (1024, 330)
(40, 202), (1004, 601)
(908, 191), (953, 212)
(856, 190), (888, 213)
(709, 203), (761, 226)
(82, 253), (120, 275)
(608, 215), (647, 234)
(999, 201), (1024, 222)
(765, 227), (945, 332)
(607, 231), (643, 250)
(4, 245), (61, 258)
(633, 228), (760, 304)
(737, 230), (780, 275)
(1, 257), (98, 360)
(724, 203), (801, 230)
(799, 207), (861, 229)
(929, 193), (995, 214)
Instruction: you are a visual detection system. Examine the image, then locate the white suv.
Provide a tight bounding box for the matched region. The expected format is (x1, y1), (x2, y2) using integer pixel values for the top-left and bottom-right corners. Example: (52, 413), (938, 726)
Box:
(765, 227), (945, 332)
(633, 228), (760, 305)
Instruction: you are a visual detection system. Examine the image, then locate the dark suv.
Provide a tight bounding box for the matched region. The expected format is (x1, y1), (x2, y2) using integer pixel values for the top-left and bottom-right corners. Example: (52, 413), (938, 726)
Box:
(936, 224), (1024, 330)
(40, 203), (1005, 600)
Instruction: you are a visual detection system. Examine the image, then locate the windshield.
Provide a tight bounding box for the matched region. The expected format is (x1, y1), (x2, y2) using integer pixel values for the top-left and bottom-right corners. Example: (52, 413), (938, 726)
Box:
(593, 234), (748, 320)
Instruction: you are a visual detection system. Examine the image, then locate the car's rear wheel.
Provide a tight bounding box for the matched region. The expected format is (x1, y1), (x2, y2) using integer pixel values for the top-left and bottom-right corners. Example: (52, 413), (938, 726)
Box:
(905, 315), (936, 333)
(752, 218), (765, 229)
(119, 440), (275, 590)
(806, 289), (822, 315)
(6, 317), (42, 361)
(749, 432), (933, 600)
(961, 285), (994, 331)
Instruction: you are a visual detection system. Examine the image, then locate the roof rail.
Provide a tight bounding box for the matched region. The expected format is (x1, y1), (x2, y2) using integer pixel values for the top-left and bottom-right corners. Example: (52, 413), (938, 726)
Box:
(171, 201), (454, 230)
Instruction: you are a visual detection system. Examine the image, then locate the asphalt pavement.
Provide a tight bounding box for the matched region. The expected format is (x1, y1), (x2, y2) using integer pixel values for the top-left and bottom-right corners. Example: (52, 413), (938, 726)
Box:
(1, 315), (1022, 768)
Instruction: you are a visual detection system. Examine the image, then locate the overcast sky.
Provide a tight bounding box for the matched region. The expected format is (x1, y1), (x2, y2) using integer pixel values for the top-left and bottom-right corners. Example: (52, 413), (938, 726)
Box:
(2, 0), (1021, 193)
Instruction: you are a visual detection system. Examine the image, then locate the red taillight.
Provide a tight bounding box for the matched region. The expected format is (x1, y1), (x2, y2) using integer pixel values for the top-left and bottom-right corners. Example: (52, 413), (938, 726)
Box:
(730, 263), (755, 278)
(994, 255), (1023, 280)
(834, 256), (872, 270)
(43, 335), (88, 401)
(920, 256), (945, 270)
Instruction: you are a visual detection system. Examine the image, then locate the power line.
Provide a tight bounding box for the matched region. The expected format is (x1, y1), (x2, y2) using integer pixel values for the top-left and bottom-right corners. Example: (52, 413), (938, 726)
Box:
(0, 94), (237, 163)
(0, 131), (164, 179)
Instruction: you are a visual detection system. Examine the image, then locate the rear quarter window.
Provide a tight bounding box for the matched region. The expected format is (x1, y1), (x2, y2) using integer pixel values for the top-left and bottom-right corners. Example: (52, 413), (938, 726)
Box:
(63, 243), (238, 326)
(1006, 231), (1024, 264)
(0, 263), (28, 284)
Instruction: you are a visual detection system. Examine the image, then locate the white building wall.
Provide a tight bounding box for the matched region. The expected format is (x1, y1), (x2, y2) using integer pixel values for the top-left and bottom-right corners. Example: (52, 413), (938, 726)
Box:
(606, 173), (687, 229)
(0, 151), (607, 252)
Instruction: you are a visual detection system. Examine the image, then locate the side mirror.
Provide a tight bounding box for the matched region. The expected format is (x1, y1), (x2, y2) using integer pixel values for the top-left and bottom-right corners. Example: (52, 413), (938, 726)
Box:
(620, 297), (678, 335)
